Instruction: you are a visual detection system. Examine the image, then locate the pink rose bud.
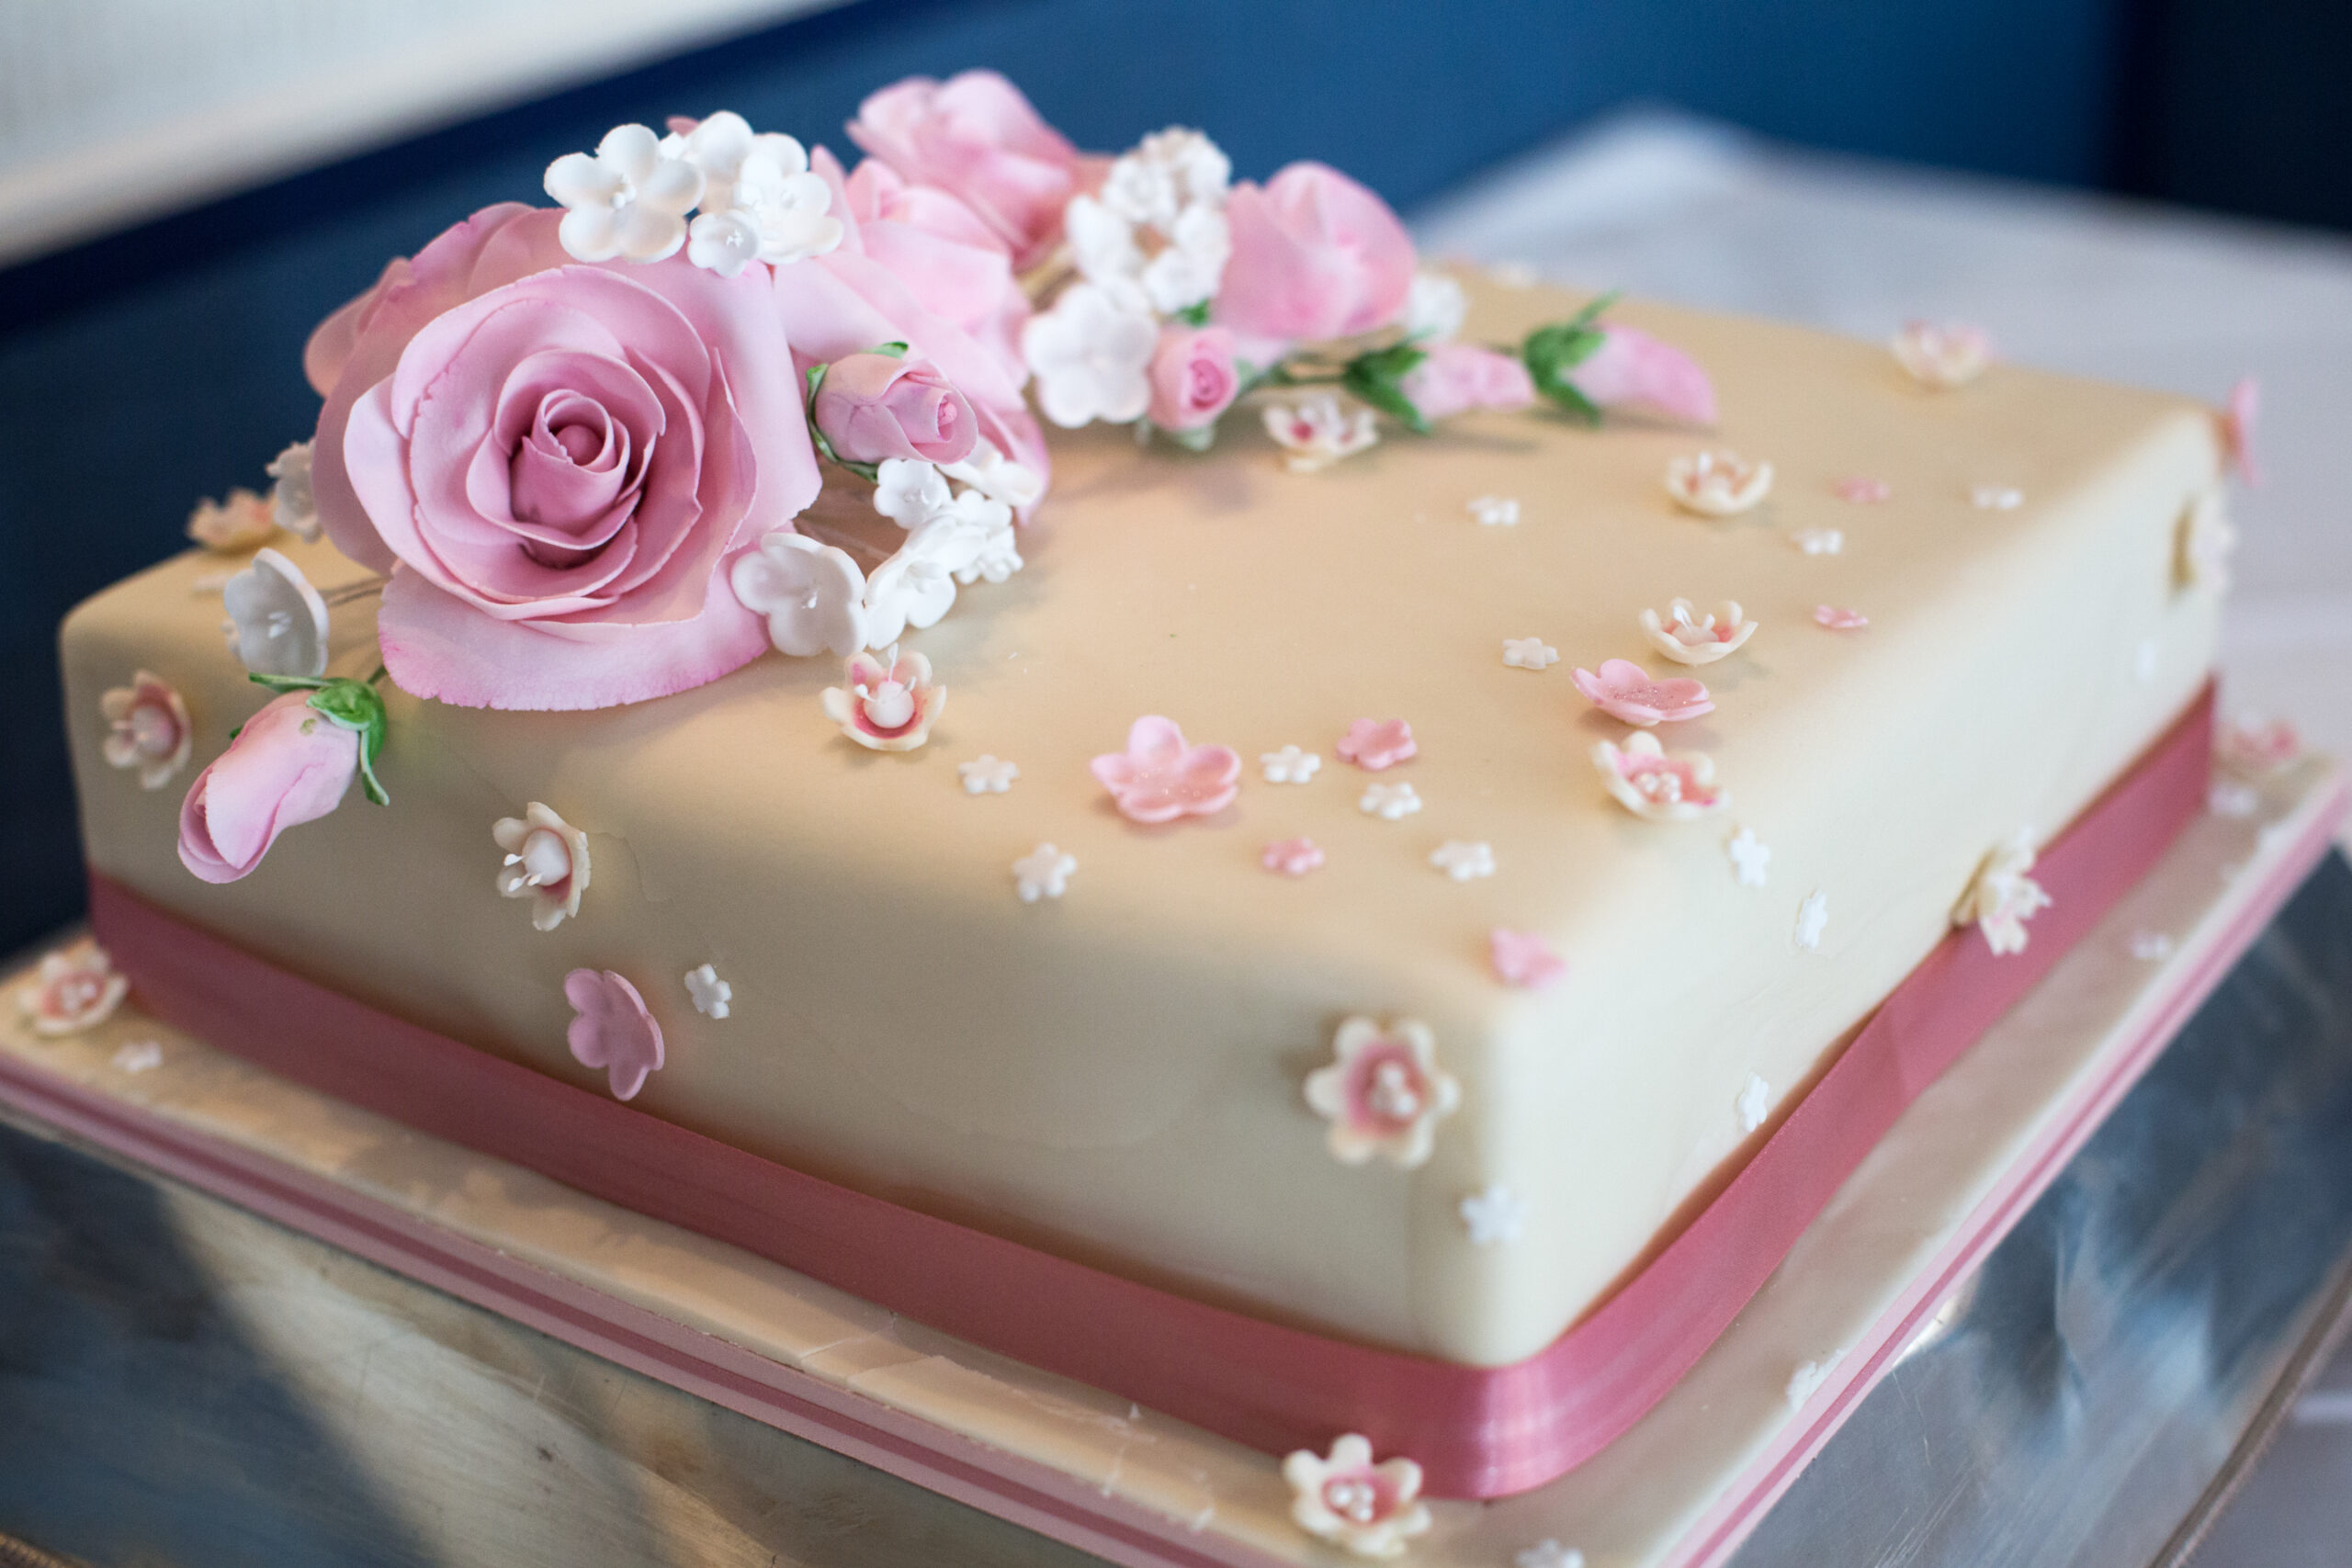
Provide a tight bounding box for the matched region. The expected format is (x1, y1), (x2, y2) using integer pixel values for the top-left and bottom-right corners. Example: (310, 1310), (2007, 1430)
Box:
(1216, 162), (1419, 348)
(1566, 325), (1717, 424)
(1398, 343), (1536, 422)
(177, 692), (361, 884)
(1146, 325), (1241, 432)
(814, 352), (979, 466)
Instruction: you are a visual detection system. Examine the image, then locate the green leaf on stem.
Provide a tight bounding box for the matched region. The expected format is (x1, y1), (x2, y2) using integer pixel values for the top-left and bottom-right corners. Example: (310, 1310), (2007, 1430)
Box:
(305, 678), (390, 807)
(1340, 342), (1430, 434)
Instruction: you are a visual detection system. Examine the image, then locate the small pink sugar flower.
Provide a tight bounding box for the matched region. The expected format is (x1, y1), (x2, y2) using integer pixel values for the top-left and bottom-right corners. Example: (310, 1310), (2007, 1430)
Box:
(1835, 477), (1892, 503)
(1814, 604), (1869, 631)
(820, 643), (946, 752)
(1592, 731), (1727, 821)
(1489, 929), (1566, 989)
(1262, 837), (1326, 876)
(1304, 1016), (1461, 1169)
(1570, 659), (1713, 726)
(16, 939), (130, 1036)
(1337, 717), (1416, 771)
(2219, 716), (2301, 777)
(564, 968), (664, 1101)
(2221, 376), (2261, 487)
(1282, 1433), (1432, 1558)
(1091, 716), (1240, 823)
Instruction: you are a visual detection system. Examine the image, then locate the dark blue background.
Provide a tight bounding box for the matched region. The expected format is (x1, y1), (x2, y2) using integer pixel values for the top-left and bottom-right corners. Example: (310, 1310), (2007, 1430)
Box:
(5, 0), (2345, 955)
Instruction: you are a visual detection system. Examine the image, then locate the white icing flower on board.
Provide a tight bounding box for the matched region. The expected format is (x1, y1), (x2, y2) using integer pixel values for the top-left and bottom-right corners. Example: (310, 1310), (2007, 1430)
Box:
(1305, 1017), (1461, 1170)
(1951, 830), (2052, 955)
(1404, 272), (1469, 342)
(1792, 526), (1844, 556)
(2209, 780), (2259, 818)
(221, 547), (330, 679)
(958, 754), (1020, 795)
(2130, 930), (2176, 962)
(1666, 450), (1773, 516)
(1459, 1183), (1526, 1246)
(684, 963), (733, 1020)
(493, 802), (592, 931)
(1639, 598), (1757, 666)
(1516, 1541), (1587, 1568)
(823, 643), (945, 751)
(939, 438), (1046, 511)
(1282, 1434), (1433, 1559)
(1794, 890), (1830, 951)
(1013, 842), (1077, 903)
(1736, 1073), (1771, 1133)
(100, 670), (192, 790)
(1023, 281), (1158, 428)
(1467, 494), (1521, 527)
(1786, 1359), (1833, 1411)
(15, 940), (129, 1036)
(112, 1039), (164, 1075)
(1264, 394), (1379, 473)
(1892, 320), (1992, 388)
(187, 488), (277, 552)
(545, 123), (705, 264)
(1359, 781), (1422, 820)
(731, 530), (870, 658)
(1970, 484), (2024, 512)
(1430, 840), (1496, 881)
(2177, 487), (2237, 591)
(1502, 637), (1558, 671)
(266, 442), (320, 541)
(1727, 826), (1770, 887)
(1592, 731), (1726, 821)
(1261, 745), (1321, 784)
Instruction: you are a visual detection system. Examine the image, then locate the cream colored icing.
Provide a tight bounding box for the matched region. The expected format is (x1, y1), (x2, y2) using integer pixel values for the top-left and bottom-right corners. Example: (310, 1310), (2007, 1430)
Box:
(60, 281), (2223, 1366)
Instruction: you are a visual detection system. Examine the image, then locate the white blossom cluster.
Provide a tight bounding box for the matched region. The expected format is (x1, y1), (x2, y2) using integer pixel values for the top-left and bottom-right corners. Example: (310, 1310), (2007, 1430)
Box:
(545, 112), (842, 276)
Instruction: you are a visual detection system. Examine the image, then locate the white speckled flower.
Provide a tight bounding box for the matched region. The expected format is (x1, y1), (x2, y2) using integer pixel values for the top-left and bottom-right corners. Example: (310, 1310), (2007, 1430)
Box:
(1261, 744), (1322, 784)
(2177, 487), (2237, 591)
(1892, 320), (1991, 388)
(1502, 637), (1558, 671)
(731, 530), (870, 658)
(1468, 493), (1521, 527)
(822, 643), (945, 752)
(1430, 840), (1496, 881)
(1305, 1016), (1461, 1169)
(1666, 450), (1772, 516)
(1404, 272), (1468, 342)
(266, 442), (320, 541)
(684, 963), (732, 1020)
(187, 489), (277, 553)
(1359, 781), (1422, 821)
(545, 123), (705, 264)
(221, 547), (330, 679)
(1951, 829), (2052, 955)
(1013, 842), (1077, 902)
(1264, 394), (1379, 473)
(100, 670), (191, 790)
(493, 802), (592, 931)
(1023, 281), (1158, 428)
(15, 940), (129, 1037)
(1282, 1434), (1433, 1559)
(1459, 1183), (1526, 1246)
(1592, 731), (1726, 821)
(958, 754), (1020, 795)
(1639, 598), (1757, 666)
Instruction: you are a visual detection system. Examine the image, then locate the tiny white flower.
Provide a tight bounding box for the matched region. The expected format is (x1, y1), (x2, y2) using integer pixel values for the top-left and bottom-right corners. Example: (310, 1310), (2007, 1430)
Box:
(2130, 930), (2175, 962)
(1022, 281), (1158, 429)
(1727, 826), (1771, 887)
(1794, 890), (1829, 951)
(1404, 272), (1468, 342)
(1140, 201), (1231, 314)
(266, 441), (319, 541)
(873, 458), (953, 529)
(687, 141), (842, 274)
(1516, 1541), (1586, 1568)
(860, 545), (958, 648)
(1101, 127), (1231, 228)
(2209, 780), (2259, 818)
(1263, 394), (1379, 473)
(958, 755), (1020, 795)
(544, 123), (705, 264)
(1360, 781), (1423, 821)
(1736, 1073), (1771, 1133)
(1013, 842), (1078, 902)
(221, 547), (330, 678)
(1430, 840), (1496, 881)
(1468, 494), (1521, 527)
(1502, 637), (1558, 671)
(1459, 1183), (1526, 1246)
(2177, 487), (2237, 591)
(1970, 484), (2024, 511)
(1951, 831), (2052, 955)
(112, 1040), (164, 1076)
(1787, 1358), (1832, 1410)
(1261, 744), (1321, 784)
(2133, 637), (2159, 684)
(1792, 526), (1844, 556)
(684, 963), (733, 1020)
(939, 439), (1045, 511)
(730, 530), (869, 658)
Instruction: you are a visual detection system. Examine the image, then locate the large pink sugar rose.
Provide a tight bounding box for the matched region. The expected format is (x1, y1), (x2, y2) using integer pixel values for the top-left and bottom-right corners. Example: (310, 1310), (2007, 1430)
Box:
(839, 156), (1030, 387)
(1146, 325), (1240, 432)
(815, 351), (977, 465)
(1399, 342), (1535, 421)
(846, 70), (1087, 270)
(311, 207), (820, 709)
(1216, 163), (1417, 355)
(177, 693), (360, 883)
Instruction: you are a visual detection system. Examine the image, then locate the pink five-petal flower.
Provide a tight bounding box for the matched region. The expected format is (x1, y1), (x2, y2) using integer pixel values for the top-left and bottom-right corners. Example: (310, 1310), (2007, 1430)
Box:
(1261, 836), (1325, 875)
(1835, 477), (1892, 503)
(1814, 604), (1869, 630)
(1281, 1433), (1433, 1558)
(1336, 716), (1417, 771)
(2222, 376), (2261, 487)
(1570, 659), (1713, 726)
(1091, 716), (1241, 824)
(1302, 1017), (1461, 1169)
(1489, 929), (1566, 989)
(564, 968), (664, 1100)
(820, 644), (946, 751)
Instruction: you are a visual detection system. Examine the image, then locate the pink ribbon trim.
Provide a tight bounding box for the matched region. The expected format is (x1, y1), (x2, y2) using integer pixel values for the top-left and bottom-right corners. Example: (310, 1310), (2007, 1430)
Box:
(88, 686), (2213, 1499)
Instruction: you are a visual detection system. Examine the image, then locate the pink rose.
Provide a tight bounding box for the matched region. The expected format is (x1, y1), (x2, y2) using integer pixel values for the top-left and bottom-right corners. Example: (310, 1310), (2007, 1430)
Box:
(1398, 342), (1535, 421)
(846, 70), (1087, 270)
(814, 352), (978, 465)
(314, 208), (820, 709)
(839, 156), (1030, 388)
(1565, 324), (1717, 424)
(1216, 163), (1417, 355)
(177, 692), (360, 883)
(1146, 325), (1240, 432)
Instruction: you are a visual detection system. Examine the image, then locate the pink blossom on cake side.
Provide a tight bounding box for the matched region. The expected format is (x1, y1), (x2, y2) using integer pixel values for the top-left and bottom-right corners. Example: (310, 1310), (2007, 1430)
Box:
(1397, 343), (1533, 421)
(1091, 716), (1241, 823)
(1146, 324), (1240, 432)
(814, 351), (977, 465)
(845, 71), (1088, 270)
(176, 691), (361, 883)
(1561, 324), (1717, 423)
(1216, 163), (1416, 356)
(564, 968), (665, 1100)
(1570, 659), (1713, 726)
(100, 670), (192, 790)
(1336, 717), (1416, 772)
(837, 155), (1032, 388)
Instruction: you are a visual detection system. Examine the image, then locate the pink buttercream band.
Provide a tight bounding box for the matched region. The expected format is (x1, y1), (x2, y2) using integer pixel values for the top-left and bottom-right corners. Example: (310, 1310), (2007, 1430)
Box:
(86, 685), (2215, 1499)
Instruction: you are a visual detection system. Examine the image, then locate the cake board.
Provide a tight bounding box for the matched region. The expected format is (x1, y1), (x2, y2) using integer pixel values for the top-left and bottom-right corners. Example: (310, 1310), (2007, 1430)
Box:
(0, 759), (2342, 1568)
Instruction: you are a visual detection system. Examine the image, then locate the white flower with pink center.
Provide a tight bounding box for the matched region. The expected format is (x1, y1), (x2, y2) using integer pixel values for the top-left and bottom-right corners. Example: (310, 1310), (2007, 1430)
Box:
(1639, 598), (1757, 666)
(100, 670), (191, 790)
(2218, 716), (2302, 777)
(821, 644), (946, 752)
(2176, 487), (2236, 591)
(1665, 449), (1772, 517)
(1951, 829), (2052, 956)
(1304, 1016), (1461, 1169)
(1282, 1434), (1433, 1558)
(16, 940), (130, 1037)
(186, 488), (277, 552)
(1262, 837), (1325, 876)
(493, 802), (592, 932)
(1264, 394), (1378, 473)
(1592, 731), (1726, 822)
(1892, 320), (1991, 388)
(1337, 717), (1417, 771)
(1091, 716), (1241, 823)
(1570, 659), (1713, 727)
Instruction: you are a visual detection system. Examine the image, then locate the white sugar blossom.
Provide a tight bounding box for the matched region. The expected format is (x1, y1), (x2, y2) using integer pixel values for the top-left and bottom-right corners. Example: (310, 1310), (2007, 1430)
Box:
(1404, 272), (1468, 342)
(730, 530), (869, 658)
(684, 963), (732, 1020)
(1013, 842), (1077, 902)
(1727, 826), (1771, 887)
(1951, 830), (2052, 955)
(1023, 282), (1158, 428)
(1139, 201), (1231, 315)
(687, 142), (841, 274)
(940, 439), (1045, 511)
(1430, 840), (1496, 881)
(2177, 487), (2237, 591)
(1468, 494), (1521, 527)
(1261, 745), (1321, 784)
(1736, 1073), (1771, 1132)
(1666, 450), (1774, 517)
(861, 543), (959, 648)
(493, 802), (591, 931)
(266, 441), (319, 541)
(1099, 127), (1231, 228)
(221, 547), (329, 678)
(1503, 637), (1558, 670)
(1516, 1541), (1586, 1568)
(1459, 1183), (1526, 1246)
(1264, 394), (1379, 473)
(1794, 890), (1829, 951)
(1359, 781), (1422, 820)
(1283, 1434), (1432, 1559)
(958, 755), (1020, 795)
(1075, 128), (1234, 315)
(545, 123), (705, 264)
(1970, 484), (2024, 511)
(1792, 526), (1844, 556)
(1892, 320), (1991, 388)
(874, 458), (953, 530)
(112, 1040), (164, 1075)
